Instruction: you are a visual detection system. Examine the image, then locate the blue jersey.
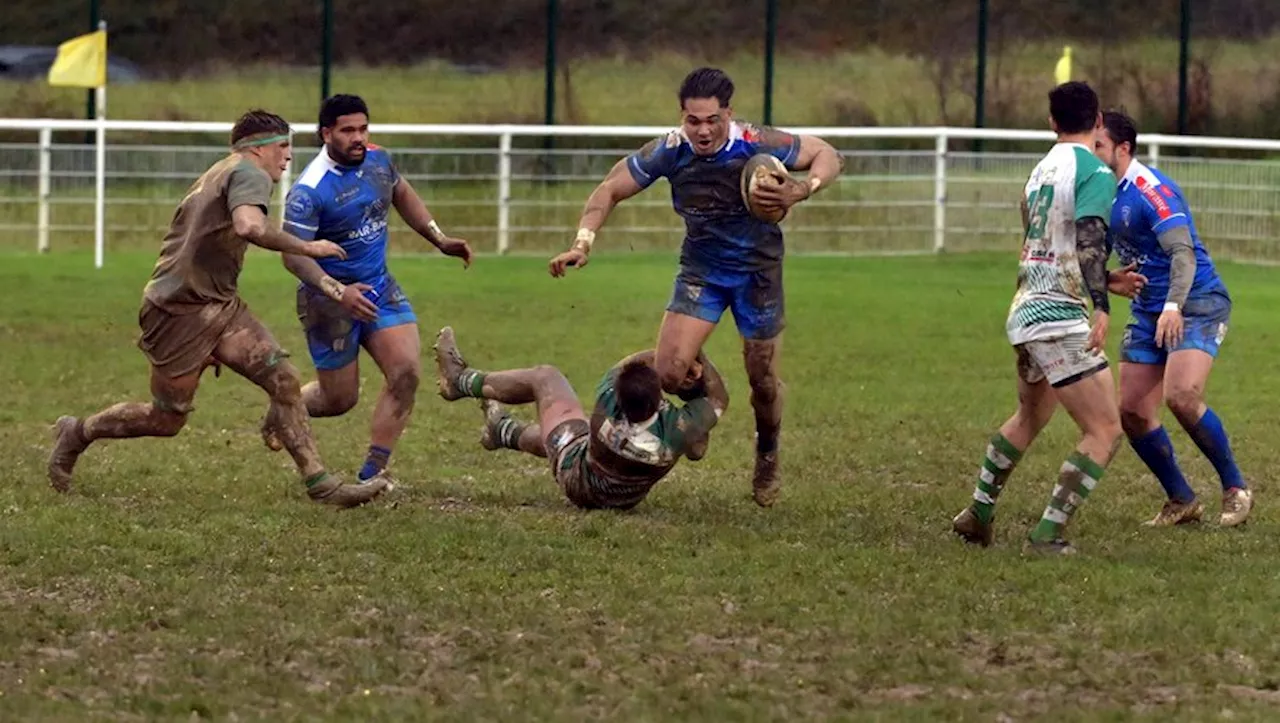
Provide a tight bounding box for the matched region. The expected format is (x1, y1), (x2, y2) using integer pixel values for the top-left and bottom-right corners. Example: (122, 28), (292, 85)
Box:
(1108, 160), (1226, 315)
(284, 146), (401, 294)
(625, 121), (801, 277)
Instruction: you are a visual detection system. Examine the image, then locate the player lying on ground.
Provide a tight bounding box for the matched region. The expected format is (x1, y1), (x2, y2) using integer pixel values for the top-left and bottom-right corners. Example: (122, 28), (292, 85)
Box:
(952, 82), (1125, 554)
(47, 110), (389, 508)
(547, 67), (842, 508)
(278, 94), (474, 483)
(1094, 109), (1253, 527)
(432, 327), (728, 510)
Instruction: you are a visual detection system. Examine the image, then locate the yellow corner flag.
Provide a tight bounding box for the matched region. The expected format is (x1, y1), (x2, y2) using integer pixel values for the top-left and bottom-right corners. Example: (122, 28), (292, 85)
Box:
(48, 29), (107, 88)
(1054, 46), (1073, 85)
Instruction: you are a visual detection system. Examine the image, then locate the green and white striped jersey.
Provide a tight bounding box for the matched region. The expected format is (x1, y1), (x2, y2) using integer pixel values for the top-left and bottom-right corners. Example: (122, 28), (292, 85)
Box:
(1007, 142), (1116, 345)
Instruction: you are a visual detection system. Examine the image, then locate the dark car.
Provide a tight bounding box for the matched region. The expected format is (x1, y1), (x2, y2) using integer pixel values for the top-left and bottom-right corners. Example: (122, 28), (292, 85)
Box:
(0, 45), (144, 83)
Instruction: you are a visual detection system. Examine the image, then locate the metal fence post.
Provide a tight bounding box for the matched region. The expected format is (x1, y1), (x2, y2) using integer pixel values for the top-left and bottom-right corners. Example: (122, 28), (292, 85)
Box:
(38, 127), (51, 253)
(498, 131), (512, 254)
(1148, 139), (1161, 169)
(934, 132), (948, 252)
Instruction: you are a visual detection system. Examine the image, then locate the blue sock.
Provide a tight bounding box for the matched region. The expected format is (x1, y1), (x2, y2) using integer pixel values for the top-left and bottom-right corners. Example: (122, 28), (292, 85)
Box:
(1130, 426), (1196, 503)
(1187, 407), (1246, 491)
(358, 445), (392, 481)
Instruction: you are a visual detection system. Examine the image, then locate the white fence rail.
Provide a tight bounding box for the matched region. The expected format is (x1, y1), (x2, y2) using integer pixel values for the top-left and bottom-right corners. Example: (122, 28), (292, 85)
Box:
(2, 119), (1280, 266)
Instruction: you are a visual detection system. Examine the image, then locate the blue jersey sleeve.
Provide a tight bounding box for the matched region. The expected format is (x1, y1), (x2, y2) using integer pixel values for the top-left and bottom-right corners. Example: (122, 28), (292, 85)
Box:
(743, 124), (802, 170)
(283, 185), (322, 241)
(625, 133), (680, 190)
(1135, 176), (1190, 234)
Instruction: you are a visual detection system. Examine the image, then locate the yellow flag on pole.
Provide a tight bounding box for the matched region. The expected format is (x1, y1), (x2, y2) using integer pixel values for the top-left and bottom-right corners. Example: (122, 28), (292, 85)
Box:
(1054, 46), (1073, 85)
(48, 29), (107, 88)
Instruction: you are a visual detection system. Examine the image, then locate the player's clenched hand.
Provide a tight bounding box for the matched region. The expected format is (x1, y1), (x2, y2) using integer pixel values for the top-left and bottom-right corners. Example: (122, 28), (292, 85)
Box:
(438, 237), (474, 268)
(1107, 263), (1147, 299)
(750, 172), (810, 211)
(1087, 310), (1110, 353)
(306, 240), (348, 260)
(341, 283), (379, 323)
(548, 249), (588, 277)
(1155, 309), (1184, 349)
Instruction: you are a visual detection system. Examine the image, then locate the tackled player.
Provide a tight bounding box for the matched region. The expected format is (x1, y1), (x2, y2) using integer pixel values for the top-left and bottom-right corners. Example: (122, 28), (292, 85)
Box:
(433, 327), (728, 511)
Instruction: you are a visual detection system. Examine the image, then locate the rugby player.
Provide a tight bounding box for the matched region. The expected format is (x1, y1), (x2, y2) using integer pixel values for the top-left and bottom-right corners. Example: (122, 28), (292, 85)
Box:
(48, 110), (389, 507)
(1094, 109), (1252, 527)
(432, 327), (728, 511)
(280, 94), (474, 483)
(547, 67), (843, 507)
(952, 82), (1123, 554)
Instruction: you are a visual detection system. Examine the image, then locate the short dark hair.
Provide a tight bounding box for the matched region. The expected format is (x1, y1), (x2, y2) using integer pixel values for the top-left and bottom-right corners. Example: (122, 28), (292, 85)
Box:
(679, 67), (734, 109)
(615, 360), (663, 424)
(230, 109), (289, 146)
(1102, 109), (1139, 156)
(318, 94), (370, 139)
(1048, 81), (1099, 135)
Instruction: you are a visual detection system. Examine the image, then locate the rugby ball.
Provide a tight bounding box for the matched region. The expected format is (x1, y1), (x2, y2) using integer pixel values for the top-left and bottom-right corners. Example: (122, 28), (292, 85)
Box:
(741, 153), (792, 224)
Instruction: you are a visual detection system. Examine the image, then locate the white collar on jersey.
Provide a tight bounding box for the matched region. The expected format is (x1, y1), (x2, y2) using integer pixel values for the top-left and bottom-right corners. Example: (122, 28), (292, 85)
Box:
(617, 411), (659, 429)
(681, 121), (745, 155)
(1120, 158), (1151, 188)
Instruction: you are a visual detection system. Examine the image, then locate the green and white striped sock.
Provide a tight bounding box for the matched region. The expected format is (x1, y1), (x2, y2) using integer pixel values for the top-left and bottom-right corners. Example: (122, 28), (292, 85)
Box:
(494, 416), (526, 450)
(1029, 451), (1104, 542)
(971, 433), (1022, 524)
(456, 369), (486, 398)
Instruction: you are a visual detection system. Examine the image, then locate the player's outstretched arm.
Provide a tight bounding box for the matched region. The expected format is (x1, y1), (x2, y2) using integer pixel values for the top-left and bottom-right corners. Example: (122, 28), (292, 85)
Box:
(392, 178), (473, 268)
(549, 158), (645, 277)
(1076, 216), (1112, 352)
(232, 205), (346, 260)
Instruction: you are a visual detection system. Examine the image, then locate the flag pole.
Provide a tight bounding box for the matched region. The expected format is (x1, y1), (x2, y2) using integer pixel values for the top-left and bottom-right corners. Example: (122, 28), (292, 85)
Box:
(93, 19), (107, 269)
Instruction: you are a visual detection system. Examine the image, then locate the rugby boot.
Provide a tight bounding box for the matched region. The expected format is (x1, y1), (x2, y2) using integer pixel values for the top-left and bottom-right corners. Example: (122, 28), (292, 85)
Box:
(951, 506), (994, 547)
(1142, 497), (1203, 527)
(48, 416), (89, 493)
(307, 472), (389, 508)
(1024, 537), (1079, 556)
(752, 452), (782, 507)
(1220, 487), (1254, 527)
(479, 399), (509, 451)
(433, 326), (472, 401)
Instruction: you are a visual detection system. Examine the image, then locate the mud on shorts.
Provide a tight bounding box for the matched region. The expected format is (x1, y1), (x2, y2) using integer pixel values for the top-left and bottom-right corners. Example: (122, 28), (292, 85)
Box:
(296, 277), (416, 371)
(666, 264), (784, 340)
(542, 419), (646, 510)
(138, 296), (252, 379)
(1015, 332), (1109, 388)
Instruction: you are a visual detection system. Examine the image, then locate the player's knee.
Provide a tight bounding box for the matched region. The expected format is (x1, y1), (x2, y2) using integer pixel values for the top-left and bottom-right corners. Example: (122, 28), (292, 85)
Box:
(265, 364), (304, 406)
(1165, 385), (1204, 422)
(656, 358), (691, 394)
(1119, 406), (1153, 439)
(531, 364), (568, 387)
(153, 409), (189, 437)
(317, 384), (358, 415)
(388, 363), (421, 405)
(748, 369), (780, 404)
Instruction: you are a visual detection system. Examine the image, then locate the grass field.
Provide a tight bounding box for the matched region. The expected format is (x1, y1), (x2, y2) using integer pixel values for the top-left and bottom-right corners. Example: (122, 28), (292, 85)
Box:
(4, 250), (1280, 719)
